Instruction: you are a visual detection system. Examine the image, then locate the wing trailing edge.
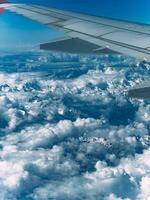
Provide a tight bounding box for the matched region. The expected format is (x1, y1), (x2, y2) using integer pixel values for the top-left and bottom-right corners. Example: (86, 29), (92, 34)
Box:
(40, 37), (118, 54)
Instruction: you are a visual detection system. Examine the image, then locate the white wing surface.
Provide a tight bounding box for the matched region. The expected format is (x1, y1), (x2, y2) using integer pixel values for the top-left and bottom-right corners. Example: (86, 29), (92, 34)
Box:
(1, 3), (150, 60)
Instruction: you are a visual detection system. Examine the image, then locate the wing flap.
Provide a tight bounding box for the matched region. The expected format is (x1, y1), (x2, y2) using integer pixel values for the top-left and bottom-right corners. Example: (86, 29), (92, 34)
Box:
(64, 21), (118, 37)
(40, 37), (117, 54)
(102, 31), (150, 49)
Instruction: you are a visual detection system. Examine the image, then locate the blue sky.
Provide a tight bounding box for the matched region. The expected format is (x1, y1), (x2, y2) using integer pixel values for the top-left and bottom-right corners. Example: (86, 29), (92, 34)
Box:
(9, 0), (150, 24)
(0, 11), (63, 51)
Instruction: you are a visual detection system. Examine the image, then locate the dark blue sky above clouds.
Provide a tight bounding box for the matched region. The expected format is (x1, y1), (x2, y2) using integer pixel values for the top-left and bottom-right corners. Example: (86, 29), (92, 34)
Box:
(9, 0), (150, 24)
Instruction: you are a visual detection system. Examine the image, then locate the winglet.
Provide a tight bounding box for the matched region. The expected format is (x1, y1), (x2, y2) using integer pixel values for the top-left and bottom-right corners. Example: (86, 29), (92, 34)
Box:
(0, 0), (7, 3)
(0, 0), (7, 13)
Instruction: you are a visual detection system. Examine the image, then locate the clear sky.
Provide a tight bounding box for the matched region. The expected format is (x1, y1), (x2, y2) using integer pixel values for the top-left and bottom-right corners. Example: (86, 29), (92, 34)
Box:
(9, 0), (150, 24)
(0, 10), (63, 51)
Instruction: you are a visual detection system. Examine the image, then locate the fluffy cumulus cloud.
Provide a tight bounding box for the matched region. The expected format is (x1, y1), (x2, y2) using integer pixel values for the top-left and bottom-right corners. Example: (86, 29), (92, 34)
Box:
(0, 51), (150, 199)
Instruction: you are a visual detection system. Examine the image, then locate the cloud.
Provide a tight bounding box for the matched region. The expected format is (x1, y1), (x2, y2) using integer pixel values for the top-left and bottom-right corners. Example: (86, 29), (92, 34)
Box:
(0, 51), (149, 199)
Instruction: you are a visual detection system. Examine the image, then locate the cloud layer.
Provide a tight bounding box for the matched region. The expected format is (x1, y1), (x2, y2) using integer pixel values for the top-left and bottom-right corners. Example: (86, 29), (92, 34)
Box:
(0, 51), (150, 199)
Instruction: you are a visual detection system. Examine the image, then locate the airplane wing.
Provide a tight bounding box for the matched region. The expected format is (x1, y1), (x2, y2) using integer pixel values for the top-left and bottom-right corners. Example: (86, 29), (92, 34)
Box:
(1, 3), (150, 61)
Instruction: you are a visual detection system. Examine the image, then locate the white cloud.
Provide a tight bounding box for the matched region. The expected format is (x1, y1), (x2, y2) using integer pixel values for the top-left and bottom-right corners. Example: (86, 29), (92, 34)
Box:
(0, 161), (27, 189)
(0, 52), (149, 199)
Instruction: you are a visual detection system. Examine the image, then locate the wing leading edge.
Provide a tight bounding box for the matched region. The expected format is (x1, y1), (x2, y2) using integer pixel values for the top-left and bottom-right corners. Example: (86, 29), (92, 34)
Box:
(1, 3), (150, 61)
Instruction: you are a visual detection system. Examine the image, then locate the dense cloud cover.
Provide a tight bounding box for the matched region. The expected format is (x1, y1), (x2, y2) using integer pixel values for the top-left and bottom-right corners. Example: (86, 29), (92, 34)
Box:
(0, 51), (150, 199)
